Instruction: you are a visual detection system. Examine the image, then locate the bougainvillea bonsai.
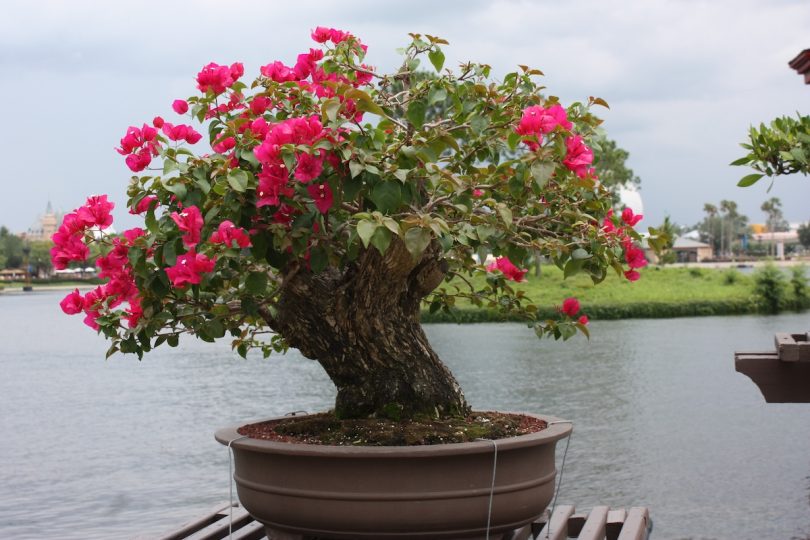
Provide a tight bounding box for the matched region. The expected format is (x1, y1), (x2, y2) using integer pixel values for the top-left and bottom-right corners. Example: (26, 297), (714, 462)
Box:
(53, 28), (659, 421)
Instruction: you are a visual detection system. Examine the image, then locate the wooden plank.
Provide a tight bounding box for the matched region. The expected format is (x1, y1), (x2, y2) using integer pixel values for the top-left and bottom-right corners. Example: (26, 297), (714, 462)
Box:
(616, 507), (650, 540)
(606, 508), (626, 540)
(191, 507), (254, 540)
(577, 505), (610, 540)
(535, 505), (574, 540)
(502, 524), (533, 540)
(229, 520), (267, 540)
(735, 351), (810, 402)
(775, 333), (810, 362)
(567, 513), (587, 537)
(158, 502), (235, 540)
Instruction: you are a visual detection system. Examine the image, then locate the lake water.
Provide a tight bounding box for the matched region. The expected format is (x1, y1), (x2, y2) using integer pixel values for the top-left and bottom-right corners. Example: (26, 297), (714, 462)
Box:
(1, 290), (809, 540)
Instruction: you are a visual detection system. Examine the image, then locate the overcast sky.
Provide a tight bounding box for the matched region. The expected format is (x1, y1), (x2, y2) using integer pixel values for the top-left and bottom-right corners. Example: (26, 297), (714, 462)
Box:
(1, 0), (808, 234)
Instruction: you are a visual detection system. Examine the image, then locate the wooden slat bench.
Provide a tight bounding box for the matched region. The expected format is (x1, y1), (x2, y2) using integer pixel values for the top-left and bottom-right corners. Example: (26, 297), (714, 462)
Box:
(156, 503), (651, 540)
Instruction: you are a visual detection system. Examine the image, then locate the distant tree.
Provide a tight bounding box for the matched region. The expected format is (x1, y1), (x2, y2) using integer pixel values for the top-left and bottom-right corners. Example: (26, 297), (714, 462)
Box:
(760, 197), (788, 257)
(591, 133), (640, 190)
(656, 215), (679, 265)
(798, 221), (810, 250)
(698, 201), (749, 256)
(0, 227), (23, 269)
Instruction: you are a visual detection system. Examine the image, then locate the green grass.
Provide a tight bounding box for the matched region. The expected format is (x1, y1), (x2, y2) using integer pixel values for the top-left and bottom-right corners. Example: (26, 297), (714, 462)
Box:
(422, 265), (764, 322)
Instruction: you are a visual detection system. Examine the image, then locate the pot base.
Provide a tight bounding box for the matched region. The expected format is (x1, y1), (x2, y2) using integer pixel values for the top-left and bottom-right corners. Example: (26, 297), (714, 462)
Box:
(216, 412), (571, 540)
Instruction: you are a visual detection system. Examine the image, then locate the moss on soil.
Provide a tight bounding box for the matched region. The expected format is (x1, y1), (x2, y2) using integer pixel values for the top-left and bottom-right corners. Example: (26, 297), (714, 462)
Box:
(238, 411), (547, 446)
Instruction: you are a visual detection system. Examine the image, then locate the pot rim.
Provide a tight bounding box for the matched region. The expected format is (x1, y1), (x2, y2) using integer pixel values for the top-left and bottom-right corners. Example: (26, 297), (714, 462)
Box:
(214, 411), (572, 457)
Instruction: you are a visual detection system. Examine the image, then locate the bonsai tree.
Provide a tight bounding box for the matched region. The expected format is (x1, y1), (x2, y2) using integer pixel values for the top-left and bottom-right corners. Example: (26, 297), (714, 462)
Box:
(52, 28), (657, 421)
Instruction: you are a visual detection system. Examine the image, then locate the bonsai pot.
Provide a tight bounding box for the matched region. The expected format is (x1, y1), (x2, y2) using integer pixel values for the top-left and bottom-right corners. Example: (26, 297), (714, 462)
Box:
(215, 412), (572, 539)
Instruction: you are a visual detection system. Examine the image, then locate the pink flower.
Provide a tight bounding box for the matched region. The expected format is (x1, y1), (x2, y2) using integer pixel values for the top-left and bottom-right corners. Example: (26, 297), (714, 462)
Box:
(561, 297), (580, 317)
(153, 116), (165, 128)
(256, 164), (292, 207)
(125, 149), (152, 172)
(486, 257), (527, 282)
(170, 206), (204, 247)
(624, 270), (640, 282)
(330, 28), (351, 44)
(165, 250), (216, 288)
(196, 62), (242, 94)
(212, 136), (236, 154)
(306, 183), (334, 214)
(124, 298), (143, 328)
(516, 105), (572, 138)
(209, 221), (252, 248)
(294, 152), (324, 183)
(578, 315), (589, 325)
(260, 61), (297, 83)
(172, 99), (189, 114)
(77, 195), (115, 228)
(562, 135), (594, 178)
(624, 243), (647, 270)
(50, 235), (89, 269)
(472, 189), (484, 198)
(311, 26), (332, 43)
(59, 289), (85, 315)
(123, 227), (146, 244)
(162, 123), (203, 144)
(621, 207), (643, 227)
(250, 96), (271, 116)
(130, 195), (158, 215)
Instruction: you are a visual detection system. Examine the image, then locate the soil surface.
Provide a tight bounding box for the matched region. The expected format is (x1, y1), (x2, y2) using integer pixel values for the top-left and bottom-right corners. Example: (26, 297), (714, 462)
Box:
(237, 411), (547, 446)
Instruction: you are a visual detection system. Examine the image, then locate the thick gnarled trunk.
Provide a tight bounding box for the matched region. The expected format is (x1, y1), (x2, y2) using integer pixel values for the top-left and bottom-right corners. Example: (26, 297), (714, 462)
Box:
(268, 239), (469, 420)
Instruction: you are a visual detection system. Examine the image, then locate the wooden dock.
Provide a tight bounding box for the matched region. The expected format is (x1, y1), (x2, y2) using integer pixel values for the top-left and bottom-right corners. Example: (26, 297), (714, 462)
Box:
(155, 502), (652, 540)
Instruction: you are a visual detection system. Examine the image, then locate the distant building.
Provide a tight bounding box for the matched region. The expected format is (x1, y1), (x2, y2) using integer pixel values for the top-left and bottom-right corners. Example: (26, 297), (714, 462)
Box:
(22, 201), (60, 242)
(645, 236), (713, 264)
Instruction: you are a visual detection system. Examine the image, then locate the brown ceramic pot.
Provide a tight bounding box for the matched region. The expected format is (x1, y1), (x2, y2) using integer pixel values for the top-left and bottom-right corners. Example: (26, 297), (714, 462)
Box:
(215, 413), (571, 539)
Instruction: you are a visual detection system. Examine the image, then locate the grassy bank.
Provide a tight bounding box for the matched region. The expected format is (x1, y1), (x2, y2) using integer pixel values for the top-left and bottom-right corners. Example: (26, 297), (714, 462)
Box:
(422, 265), (808, 322)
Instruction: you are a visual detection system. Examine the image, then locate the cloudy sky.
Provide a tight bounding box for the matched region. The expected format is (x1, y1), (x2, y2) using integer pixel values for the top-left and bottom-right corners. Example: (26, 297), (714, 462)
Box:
(1, 0), (808, 234)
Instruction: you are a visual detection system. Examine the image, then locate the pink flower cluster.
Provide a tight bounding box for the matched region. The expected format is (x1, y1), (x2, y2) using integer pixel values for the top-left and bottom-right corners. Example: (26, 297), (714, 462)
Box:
(117, 124), (161, 172)
(515, 105), (595, 179)
(196, 62), (244, 95)
(515, 104), (572, 147)
(165, 250), (216, 288)
(253, 116), (336, 215)
(51, 195), (115, 269)
(485, 257), (528, 282)
(562, 135), (595, 178)
(560, 297), (589, 325)
(600, 208), (647, 281)
(162, 123), (203, 144)
(210, 221), (251, 248)
(57, 220), (145, 330)
(171, 206), (204, 247)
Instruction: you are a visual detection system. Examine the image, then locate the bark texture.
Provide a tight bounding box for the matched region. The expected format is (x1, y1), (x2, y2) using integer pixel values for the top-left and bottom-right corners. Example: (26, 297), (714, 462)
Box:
(267, 238), (469, 419)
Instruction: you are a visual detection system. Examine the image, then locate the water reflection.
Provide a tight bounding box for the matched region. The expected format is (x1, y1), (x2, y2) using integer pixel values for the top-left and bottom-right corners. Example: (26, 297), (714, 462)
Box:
(1, 291), (809, 539)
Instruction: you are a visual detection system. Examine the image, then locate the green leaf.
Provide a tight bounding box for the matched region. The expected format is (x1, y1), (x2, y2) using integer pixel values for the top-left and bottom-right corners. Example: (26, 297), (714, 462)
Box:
(403, 227), (431, 258)
(572, 248), (591, 260)
(370, 181), (402, 213)
(227, 169), (249, 192)
(357, 220), (378, 248)
(428, 48), (445, 72)
(245, 271), (268, 295)
(737, 173), (764, 187)
(428, 87), (447, 105)
(406, 100), (427, 129)
(349, 160), (364, 178)
(370, 226), (393, 255)
(470, 114), (490, 135)
(393, 168), (410, 182)
(497, 204), (513, 228)
(321, 97), (341, 124)
(345, 88), (386, 117)
(164, 181), (187, 200)
(563, 258), (584, 278)
(531, 162), (555, 188)
(729, 156), (751, 166)
(145, 209), (159, 235)
(204, 319), (226, 339)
